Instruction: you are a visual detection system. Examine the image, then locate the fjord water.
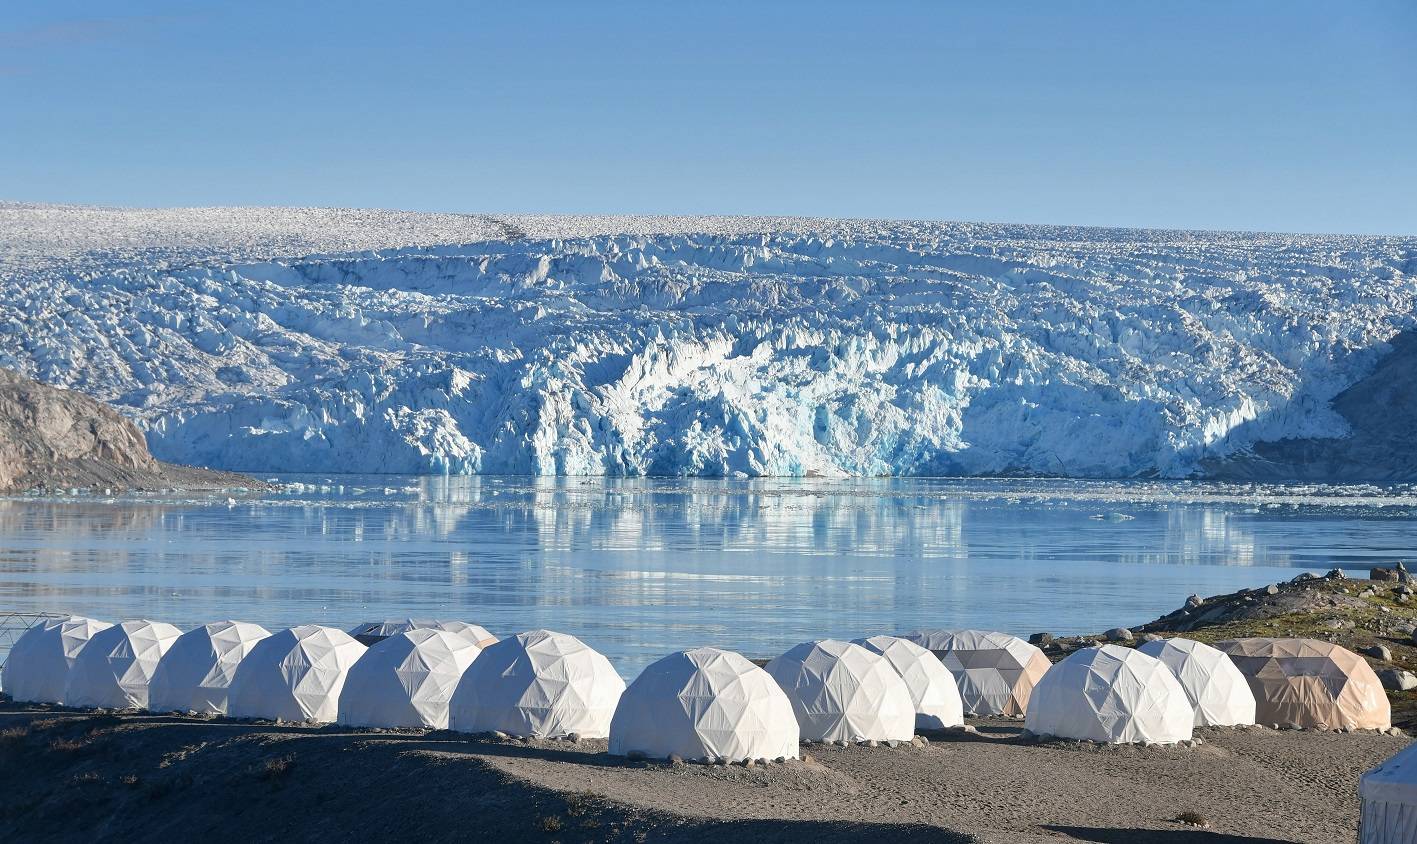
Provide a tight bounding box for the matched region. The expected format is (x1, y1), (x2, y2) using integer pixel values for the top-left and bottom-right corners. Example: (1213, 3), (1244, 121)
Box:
(2, 476), (1415, 677)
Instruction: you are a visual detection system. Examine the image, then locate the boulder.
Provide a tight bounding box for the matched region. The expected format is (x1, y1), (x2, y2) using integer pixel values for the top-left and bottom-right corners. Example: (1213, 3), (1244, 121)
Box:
(1104, 628), (1134, 643)
(1379, 669), (1417, 692)
(1264, 584), (1280, 595)
(1184, 594), (1204, 609)
(1373, 567), (1397, 582)
(1360, 644), (1393, 662)
(1028, 632), (1053, 646)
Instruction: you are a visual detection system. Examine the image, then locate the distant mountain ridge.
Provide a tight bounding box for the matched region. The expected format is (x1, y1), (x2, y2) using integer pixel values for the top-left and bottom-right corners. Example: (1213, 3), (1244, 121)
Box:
(2, 202), (1415, 480)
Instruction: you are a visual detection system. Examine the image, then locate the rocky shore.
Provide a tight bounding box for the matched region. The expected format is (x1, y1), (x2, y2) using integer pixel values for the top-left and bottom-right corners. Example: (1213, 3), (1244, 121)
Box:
(1036, 566), (1417, 728)
(0, 369), (262, 494)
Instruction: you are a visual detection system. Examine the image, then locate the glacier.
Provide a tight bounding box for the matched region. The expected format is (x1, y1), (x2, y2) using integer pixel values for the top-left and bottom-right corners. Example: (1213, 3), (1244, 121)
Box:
(3, 201), (1415, 479)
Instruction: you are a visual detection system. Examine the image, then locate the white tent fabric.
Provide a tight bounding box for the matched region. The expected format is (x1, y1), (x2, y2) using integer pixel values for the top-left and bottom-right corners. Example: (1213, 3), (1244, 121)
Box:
(449, 630), (625, 738)
(1, 616), (111, 704)
(1361, 743), (1417, 844)
(1025, 645), (1193, 744)
(1137, 637), (1257, 727)
(148, 621), (272, 715)
(900, 629), (1051, 717)
(63, 620), (182, 710)
(348, 619), (497, 648)
(764, 640), (915, 743)
(608, 647), (799, 762)
(227, 625), (366, 722)
(852, 635), (964, 730)
(338, 629), (483, 729)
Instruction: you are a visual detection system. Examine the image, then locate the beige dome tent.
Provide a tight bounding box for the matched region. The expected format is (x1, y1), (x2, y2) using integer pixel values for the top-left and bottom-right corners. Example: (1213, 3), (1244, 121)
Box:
(1361, 742), (1417, 843)
(900, 629), (1051, 717)
(1215, 638), (1389, 731)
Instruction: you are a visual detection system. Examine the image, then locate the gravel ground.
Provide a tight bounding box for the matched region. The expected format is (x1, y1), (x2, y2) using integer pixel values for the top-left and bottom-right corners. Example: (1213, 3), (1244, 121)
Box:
(0, 704), (1403, 843)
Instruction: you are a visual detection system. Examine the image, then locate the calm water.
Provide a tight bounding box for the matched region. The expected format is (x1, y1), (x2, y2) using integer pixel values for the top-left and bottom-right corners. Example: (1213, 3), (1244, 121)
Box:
(3, 476), (1417, 677)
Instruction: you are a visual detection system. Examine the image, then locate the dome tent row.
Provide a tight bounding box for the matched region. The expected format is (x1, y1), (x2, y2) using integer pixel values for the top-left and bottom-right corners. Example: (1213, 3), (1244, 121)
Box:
(228, 625), (367, 722)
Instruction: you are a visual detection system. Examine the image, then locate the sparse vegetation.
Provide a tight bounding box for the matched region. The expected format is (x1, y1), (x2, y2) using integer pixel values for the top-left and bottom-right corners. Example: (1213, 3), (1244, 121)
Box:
(1175, 810), (1209, 828)
(536, 814), (564, 833)
(258, 754), (295, 782)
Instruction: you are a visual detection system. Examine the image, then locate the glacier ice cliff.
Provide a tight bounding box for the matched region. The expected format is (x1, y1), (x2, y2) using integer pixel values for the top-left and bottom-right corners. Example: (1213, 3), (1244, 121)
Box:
(3, 202), (1415, 479)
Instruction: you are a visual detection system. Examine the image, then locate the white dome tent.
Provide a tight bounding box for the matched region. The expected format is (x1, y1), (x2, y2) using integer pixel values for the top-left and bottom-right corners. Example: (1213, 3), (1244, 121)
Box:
(1, 616), (111, 704)
(1137, 637), (1256, 727)
(338, 628), (483, 729)
(148, 621), (272, 715)
(609, 647), (799, 763)
(764, 640), (915, 743)
(1025, 645), (1193, 744)
(349, 619), (497, 648)
(1361, 743), (1417, 844)
(449, 630), (625, 739)
(63, 620), (183, 710)
(227, 625), (366, 722)
(901, 629), (1051, 717)
(852, 635), (964, 730)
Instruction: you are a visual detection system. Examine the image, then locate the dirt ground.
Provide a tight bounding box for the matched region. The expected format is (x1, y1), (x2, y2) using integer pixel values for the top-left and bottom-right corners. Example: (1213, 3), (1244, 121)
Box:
(0, 703), (1403, 843)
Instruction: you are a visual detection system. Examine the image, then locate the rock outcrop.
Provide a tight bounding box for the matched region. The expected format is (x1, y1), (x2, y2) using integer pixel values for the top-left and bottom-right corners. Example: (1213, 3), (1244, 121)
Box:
(0, 368), (260, 492)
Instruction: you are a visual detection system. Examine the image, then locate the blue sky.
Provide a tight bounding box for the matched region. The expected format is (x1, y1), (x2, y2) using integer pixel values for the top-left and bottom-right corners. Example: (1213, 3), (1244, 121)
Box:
(2, 1), (1414, 234)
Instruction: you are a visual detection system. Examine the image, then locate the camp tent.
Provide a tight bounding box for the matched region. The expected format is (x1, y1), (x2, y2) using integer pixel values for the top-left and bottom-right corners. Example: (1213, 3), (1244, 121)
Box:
(1361, 742), (1417, 843)
(449, 630), (625, 739)
(1215, 638), (1390, 731)
(1137, 637), (1256, 727)
(338, 628), (483, 729)
(148, 621), (272, 715)
(764, 640), (915, 743)
(348, 619), (497, 648)
(227, 625), (366, 722)
(900, 629), (1050, 717)
(608, 647), (799, 762)
(63, 620), (182, 710)
(852, 635), (964, 730)
(1, 616), (111, 704)
(1025, 644), (1193, 744)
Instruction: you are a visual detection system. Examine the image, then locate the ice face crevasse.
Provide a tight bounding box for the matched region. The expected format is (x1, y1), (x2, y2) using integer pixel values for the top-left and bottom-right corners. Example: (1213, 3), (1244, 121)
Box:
(3, 202), (1415, 479)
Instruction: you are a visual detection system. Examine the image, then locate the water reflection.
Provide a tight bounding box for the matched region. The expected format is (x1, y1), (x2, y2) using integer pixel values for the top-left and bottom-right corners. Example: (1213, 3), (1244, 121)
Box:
(1, 476), (1414, 676)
